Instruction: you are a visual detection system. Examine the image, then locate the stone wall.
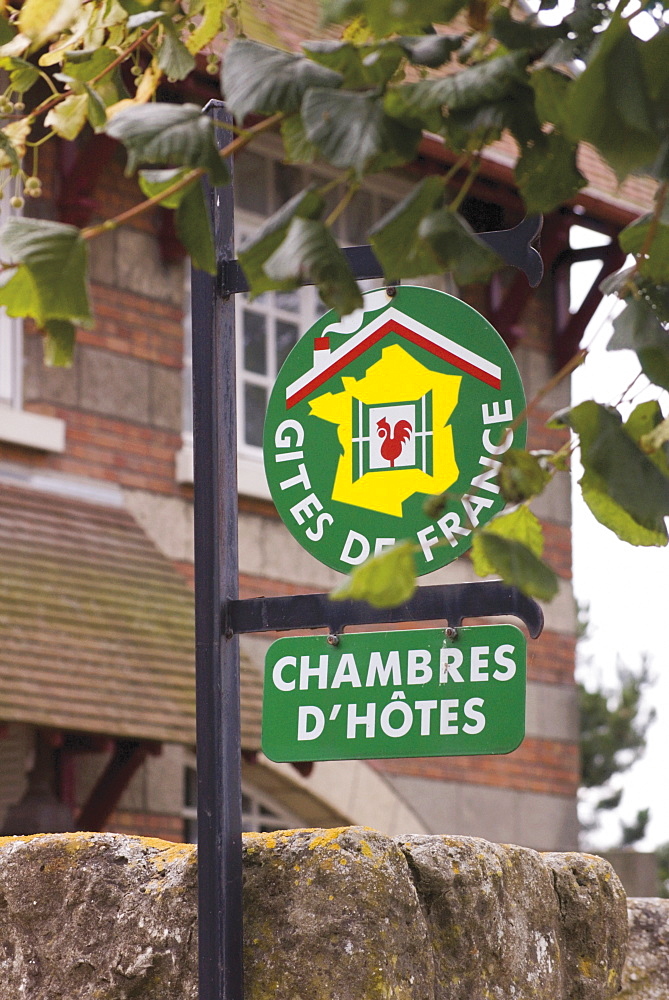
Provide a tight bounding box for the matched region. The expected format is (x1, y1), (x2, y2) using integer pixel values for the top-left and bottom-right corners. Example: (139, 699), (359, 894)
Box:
(0, 828), (631, 1000)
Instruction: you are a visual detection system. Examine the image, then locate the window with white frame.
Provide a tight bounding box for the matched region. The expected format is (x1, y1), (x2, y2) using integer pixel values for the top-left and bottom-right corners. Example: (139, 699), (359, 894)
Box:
(182, 766), (303, 842)
(177, 139), (411, 494)
(0, 195), (21, 411)
(0, 198), (65, 452)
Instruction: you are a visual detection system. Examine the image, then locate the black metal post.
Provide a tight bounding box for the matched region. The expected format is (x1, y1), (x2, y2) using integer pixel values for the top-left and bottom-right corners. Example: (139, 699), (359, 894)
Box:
(192, 101), (243, 1000)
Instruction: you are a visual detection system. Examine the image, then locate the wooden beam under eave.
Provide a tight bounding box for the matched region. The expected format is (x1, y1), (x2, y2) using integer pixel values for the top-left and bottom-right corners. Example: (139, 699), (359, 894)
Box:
(76, 739), (161, 833)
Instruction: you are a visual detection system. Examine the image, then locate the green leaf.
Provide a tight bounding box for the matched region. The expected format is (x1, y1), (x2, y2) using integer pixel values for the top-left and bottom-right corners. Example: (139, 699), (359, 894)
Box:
(263, 217), (363, 315)
(331, 541), (416, 608)
(238, 188), (325, 296)
(640, 282), (669, 326)
(84, 83), (107, 130)
(640, 416), (669, 460)
(301, 88), (422, 176)
(44, 319), (75, 367)
(608, 297), (669, 392)
(419, 207), (504, 284)
(567, 400), (669, 544)
(62, 46), (117, 81)
(491, 9), (567, 52)
(565, 19), (659, 179)
(185, 0), (225, 54)
(0, 218), (91, 327)
(18, 0), (81, 45)
(176, 181), (215, 275)
(0, 130), (19, 171)
(515, 131), (586, 214)
(322, 0), (467, 37)
(221, 39), (342, 123)
(530, 67), (572, 127)
(0, 55), (39, 92)
(619, 214), (669, 283)
(472, 532), (558, 601)
(44, 93), (88, 141)
(476, 505), (544, 558)
(580, 475), (667, 547)
(624, 400), (669, 478)
(303, 39), (404, 88)
(370, 176), (445, 280)
(499, 449), (551, 504)
(280, 114), (318, 164)
(397, 33), (463, 67)
(157, 22), (196, 81)
(394, 51), (530, 114)
(440, 100), (507, 152)
(0, 14), (17, 45)
(138, 167), (196, 208)
(105, 103), (229, 184)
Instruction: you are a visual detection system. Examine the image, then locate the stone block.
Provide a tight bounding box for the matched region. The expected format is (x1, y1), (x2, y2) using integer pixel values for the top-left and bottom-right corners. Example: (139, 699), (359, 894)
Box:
(88, 229), (118, 287)
(123, 489), (194, 562)
(621, 898), (669, 998)
(0, 829), (628, 1000)
(115, 229), (184, 308)
(149, 364), (182, 432)
(405, 837), (626, 1000)
(80, 346), (150, 423)
(0, 833), (198, 999)
(22, 333), (79, 407)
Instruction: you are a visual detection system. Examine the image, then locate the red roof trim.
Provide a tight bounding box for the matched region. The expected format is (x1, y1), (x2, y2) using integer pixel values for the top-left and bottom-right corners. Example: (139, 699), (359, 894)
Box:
(286, 318), (501, 408)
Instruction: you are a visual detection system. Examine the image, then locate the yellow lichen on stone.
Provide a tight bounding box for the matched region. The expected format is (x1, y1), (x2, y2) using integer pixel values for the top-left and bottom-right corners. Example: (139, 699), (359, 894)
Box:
(308, 828), (348, 850)
(578, 957), (594, 977)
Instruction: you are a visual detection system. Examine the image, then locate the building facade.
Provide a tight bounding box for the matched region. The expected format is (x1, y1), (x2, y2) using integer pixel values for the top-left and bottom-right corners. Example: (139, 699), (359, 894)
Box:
(0, 33), (653, 849)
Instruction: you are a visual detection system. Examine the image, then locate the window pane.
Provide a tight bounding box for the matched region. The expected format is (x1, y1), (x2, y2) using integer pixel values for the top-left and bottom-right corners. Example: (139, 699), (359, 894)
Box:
(274, 289), (300, 313)
(234, 150), (269, 215)
(244, 383), (267, 447)
(346, 189), (373, 246)
(275, 161), (302, 207)
(243, 310), (267, 374)
(184, 767), (197, 807)
(276, 320), (299, 370)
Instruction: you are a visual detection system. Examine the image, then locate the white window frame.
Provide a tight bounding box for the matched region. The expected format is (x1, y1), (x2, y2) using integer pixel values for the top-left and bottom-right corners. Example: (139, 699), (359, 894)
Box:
(176, 136), (414, 495)
(235, 213), (326, 498)
(0, 197), (65, 453)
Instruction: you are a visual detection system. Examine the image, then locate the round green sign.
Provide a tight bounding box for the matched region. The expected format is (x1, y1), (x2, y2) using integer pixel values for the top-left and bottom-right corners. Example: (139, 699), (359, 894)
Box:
(263, 286), (526, 577)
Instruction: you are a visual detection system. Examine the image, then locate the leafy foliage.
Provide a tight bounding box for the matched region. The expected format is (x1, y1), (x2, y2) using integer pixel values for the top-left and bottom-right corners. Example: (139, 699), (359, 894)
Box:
(331, 541), (417, 607)
(578, 658), (655, 847)
(0, 0), (667, 603)
(471, 506), (558, 601)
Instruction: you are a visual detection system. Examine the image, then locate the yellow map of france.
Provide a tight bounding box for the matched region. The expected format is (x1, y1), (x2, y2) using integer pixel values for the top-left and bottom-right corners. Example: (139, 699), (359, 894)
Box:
(309, 344), (462, 517)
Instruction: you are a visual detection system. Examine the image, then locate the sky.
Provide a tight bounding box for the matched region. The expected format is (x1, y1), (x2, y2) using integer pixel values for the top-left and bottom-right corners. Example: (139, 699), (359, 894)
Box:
(569, 233), (669, 852)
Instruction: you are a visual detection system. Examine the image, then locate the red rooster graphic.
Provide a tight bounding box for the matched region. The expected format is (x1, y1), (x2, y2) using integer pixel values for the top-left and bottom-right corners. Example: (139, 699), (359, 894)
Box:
(377, 416), (412, 468)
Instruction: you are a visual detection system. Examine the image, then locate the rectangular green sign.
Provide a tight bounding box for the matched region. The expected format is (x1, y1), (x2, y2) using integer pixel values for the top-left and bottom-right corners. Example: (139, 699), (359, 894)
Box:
(262, 625), (526, 762)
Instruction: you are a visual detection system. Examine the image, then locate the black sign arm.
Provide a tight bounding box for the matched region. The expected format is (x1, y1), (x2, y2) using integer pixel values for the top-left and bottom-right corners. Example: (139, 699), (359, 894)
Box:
(220, 217), (544, 297)
(225, 582), (544, 640)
